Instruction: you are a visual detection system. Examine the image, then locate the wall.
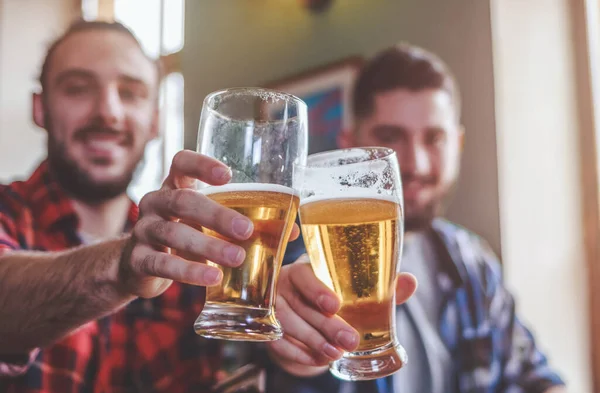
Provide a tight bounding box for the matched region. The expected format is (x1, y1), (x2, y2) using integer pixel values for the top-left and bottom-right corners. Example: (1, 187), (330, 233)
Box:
(491, 0), (592, 391)
(0, 0), (78, 183)
(182, 0), (503, 256)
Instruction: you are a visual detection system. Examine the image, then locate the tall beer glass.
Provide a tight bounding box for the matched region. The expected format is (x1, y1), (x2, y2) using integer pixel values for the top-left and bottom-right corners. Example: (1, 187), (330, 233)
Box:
(294, 147), (407, 380)
(194, 88), (308, 341)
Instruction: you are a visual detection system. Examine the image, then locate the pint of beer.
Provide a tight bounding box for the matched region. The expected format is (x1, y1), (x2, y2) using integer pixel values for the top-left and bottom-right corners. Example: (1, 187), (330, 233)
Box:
(193, 88), (307, 342)
(197, 183), (299, 340)
(294, 147), (407, 381)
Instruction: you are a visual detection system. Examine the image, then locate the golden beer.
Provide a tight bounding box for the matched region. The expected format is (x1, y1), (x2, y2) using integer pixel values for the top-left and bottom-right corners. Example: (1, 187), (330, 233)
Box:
(194, 183), (299, 341)
(300, 196), (401, 351)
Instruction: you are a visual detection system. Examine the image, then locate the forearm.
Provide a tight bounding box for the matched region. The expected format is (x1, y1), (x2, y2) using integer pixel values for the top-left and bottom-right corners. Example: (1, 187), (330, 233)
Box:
(0, 236), (135, 354)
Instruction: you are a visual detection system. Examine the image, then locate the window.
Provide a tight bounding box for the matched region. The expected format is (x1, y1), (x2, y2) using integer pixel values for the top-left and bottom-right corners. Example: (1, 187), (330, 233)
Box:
(81, 0), (185, 202)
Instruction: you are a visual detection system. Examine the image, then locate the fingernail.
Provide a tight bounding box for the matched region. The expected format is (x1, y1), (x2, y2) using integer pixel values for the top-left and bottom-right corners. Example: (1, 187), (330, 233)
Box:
(212, 166), (231, 182)
(224, 245), (245, 266)
(336, 330), (358, 351)
(317, 295), (338, 314)
(232, 218), (253, 238)
(323, 343), (343, 360)
(204, 269), (222, 285)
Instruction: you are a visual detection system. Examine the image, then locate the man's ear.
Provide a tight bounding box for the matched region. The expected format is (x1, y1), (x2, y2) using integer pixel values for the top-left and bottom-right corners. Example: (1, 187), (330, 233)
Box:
(337, 128), (355, 149)
(458, 125), (465, 152)
(32, 92), (46, 130)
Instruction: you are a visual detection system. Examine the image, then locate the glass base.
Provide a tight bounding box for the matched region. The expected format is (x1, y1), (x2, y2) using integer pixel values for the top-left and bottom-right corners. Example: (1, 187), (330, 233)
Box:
(194, 303), (282, 342)
(330, 340), (407, 381)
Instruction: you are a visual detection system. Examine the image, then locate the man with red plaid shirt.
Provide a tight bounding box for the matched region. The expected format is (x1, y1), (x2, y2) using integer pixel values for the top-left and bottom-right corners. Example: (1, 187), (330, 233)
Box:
(0, 20), (417, 392)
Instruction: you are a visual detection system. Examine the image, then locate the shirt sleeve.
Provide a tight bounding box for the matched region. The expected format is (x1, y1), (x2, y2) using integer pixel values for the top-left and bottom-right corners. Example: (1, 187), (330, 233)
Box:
(0, 194), (39, 376)
(0, 204), (20, 254)
(0, 350), (40, 377)
(479, 240), (566, 392)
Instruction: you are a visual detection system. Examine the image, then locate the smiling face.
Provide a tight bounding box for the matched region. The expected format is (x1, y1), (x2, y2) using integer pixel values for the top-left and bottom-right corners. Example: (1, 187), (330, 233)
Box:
(349, 88), (463, 232)
(33, 28), (159, 203)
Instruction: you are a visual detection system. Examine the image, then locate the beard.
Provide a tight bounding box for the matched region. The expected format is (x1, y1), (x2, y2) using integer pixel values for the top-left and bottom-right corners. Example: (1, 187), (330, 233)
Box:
(404, 202), (437, 233)
(402, 176), (458, 233)
(45, 119), (143, 204)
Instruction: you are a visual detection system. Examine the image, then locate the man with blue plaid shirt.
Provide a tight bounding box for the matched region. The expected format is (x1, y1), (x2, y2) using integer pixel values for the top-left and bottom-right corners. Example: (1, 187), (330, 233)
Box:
(268, 44), (567, 392)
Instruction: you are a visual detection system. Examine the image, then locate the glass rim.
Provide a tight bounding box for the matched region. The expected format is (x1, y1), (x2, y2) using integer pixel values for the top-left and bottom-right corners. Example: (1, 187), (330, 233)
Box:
(296, 147), (397, 169)
(204, 86), (307, 113)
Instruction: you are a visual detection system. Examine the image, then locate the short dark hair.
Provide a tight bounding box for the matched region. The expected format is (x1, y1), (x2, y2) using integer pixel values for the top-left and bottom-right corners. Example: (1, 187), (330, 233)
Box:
(353, 43), (461, 122)
(39, 19), (160, 92)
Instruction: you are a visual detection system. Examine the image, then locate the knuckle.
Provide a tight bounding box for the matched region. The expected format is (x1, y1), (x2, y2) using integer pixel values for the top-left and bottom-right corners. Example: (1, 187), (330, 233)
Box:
(180, 235), (194, 254)
(296, 262), (313, 278)
(172, 150), (188, 168)
(132, 216), (155, 241)
(204, 237), (226, 262)
(181, 230), (202, 255)
(288, 262), (305, 279)
(138, 252), (158, 276)
(278, 266), (291, 286)
(308, 330), (326, 350)
(127, 245), (145, 269)
(131, 220), (145, 242)
(291, 346), (305, 364)
(181, 261), (199, 281)
(164, 256), (183, 280)
(317, 315), (332, 335)
(151, 220), (174, 245)
(138, 192), (154, 213)
(284, 287), (304, 312)
(205, 202), (225, 227)
(175, 188), (199, 216)
(166, 189), (188, 214)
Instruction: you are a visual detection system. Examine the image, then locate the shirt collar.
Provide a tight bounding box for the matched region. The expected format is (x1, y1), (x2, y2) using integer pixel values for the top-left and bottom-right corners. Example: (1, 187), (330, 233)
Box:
(23, 160), (139, 233)
(428, 218), (468, 290)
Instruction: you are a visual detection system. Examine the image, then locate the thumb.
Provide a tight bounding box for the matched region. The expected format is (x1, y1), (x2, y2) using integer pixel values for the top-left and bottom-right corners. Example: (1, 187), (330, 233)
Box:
(396, 272), (418, 305)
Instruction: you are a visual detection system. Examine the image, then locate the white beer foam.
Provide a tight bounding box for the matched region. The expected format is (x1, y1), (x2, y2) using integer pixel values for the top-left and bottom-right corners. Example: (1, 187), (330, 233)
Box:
(201, 182), (298, 196)
(300, 192), (399, 207)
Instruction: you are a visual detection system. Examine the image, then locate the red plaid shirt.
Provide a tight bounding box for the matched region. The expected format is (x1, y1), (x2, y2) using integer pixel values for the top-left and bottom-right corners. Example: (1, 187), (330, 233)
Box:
(0, 161), (222, 393)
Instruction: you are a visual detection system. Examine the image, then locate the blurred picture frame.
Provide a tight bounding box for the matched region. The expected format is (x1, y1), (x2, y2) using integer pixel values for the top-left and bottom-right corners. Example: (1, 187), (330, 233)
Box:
(265, 56), (364, 154)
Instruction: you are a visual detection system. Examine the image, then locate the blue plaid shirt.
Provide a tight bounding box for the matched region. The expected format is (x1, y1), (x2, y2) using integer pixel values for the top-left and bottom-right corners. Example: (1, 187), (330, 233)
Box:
(270, 218), (566, 393)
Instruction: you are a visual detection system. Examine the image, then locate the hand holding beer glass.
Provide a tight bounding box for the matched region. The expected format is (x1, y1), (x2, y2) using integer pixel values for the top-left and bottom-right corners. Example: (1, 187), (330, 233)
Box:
(193, 88), (307, 341)
(294, 147), (407, 381)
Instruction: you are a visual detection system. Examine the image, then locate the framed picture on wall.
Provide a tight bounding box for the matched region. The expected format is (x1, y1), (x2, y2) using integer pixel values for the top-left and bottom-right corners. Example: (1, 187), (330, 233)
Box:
(265, 56), (363, 154)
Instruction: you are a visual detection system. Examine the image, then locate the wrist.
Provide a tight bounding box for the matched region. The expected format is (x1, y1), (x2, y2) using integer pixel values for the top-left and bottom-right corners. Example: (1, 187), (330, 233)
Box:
(73, 236), (136, 305)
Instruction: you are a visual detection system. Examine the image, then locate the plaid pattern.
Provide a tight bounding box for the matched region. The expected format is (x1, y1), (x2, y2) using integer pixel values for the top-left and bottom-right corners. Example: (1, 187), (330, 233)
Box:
(267, 220), (566, 393)
(0, 161), (222, 393)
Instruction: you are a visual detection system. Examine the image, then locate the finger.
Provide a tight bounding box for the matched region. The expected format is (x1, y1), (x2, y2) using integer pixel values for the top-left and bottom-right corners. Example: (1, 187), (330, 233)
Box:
(267, 336), (330, 367)
(138, 189), (253, 241)
(286, 262), (340, 315)
(279, 277), (359, 353)
(395, 272), (418, 305)
(131, 244), (223, 286)
(289, 223), (300, 242)
(283, 335), (335, 366)
(163, 150), (231, 190)
(276, 295), (348, 361)
(134, 216), (245, 267)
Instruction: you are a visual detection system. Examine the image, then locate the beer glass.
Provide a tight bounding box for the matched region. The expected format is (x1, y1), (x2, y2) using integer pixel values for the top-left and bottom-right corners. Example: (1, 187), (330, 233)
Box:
(294, 147), (407, 381)
(194, 88), (308, 341)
